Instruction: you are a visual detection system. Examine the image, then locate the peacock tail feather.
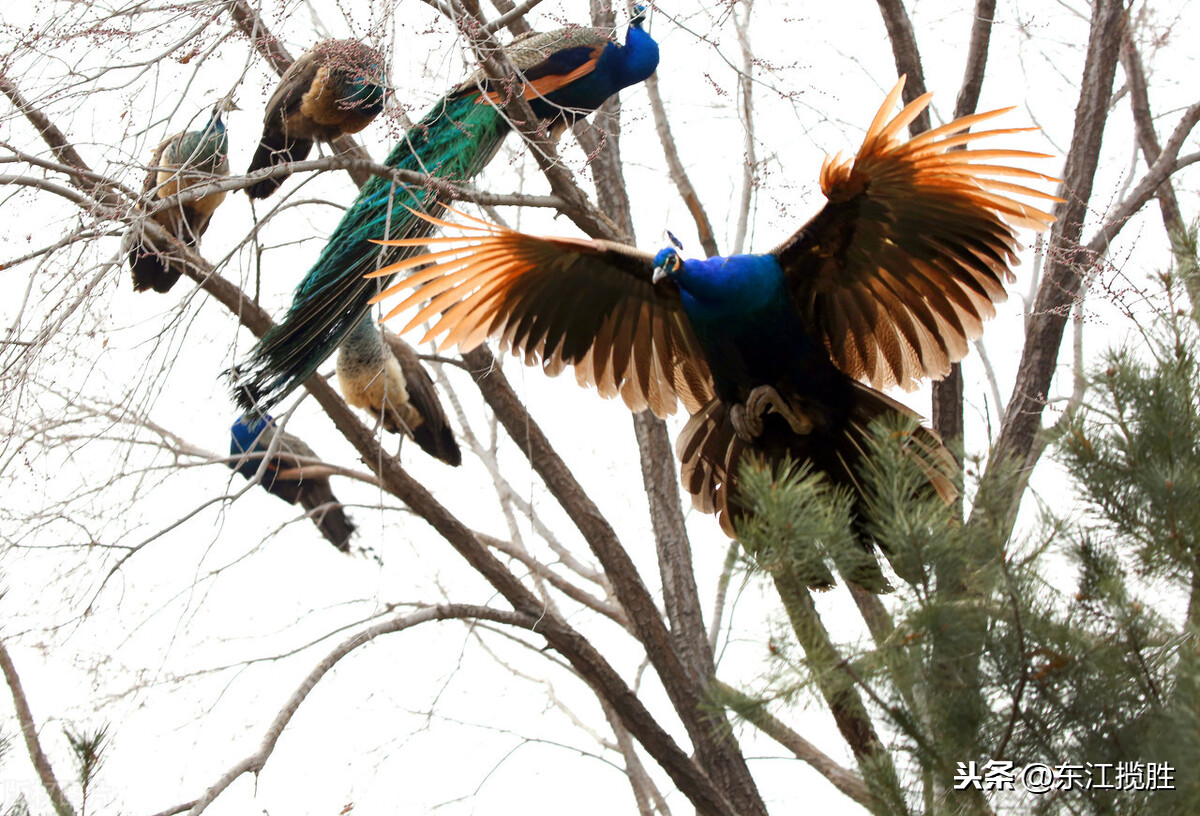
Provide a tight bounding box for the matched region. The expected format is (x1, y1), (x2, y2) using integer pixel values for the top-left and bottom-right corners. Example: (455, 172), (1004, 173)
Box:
(232, 9), (659, 411)
(233, 91), (510, 410)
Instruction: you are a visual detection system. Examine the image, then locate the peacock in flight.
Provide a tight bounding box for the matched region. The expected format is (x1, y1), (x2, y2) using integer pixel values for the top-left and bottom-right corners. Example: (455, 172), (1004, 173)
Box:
(228, 414), (356, 552)
(231, 6), (659, 413)
(368, 78), (1061, 587)
(336, 315), (462, 466)
(245, 39), (389, 200)
(128, 99), (233, 293)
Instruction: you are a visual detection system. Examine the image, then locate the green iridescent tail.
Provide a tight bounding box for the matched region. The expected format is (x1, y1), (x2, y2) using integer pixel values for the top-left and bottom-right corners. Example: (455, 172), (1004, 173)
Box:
(233, 92), (509, 411)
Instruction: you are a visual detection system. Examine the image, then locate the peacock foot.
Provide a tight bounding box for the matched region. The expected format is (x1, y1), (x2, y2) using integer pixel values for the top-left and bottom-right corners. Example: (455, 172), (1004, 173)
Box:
(730, 401), (763, 442)
(742, 385), (816, 439)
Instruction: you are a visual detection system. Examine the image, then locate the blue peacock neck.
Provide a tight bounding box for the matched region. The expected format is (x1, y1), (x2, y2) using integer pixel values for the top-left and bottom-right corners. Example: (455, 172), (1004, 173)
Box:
(673, 254), (786, 319)
(603, 19), (660, 89)
(194, 114), (229, 166)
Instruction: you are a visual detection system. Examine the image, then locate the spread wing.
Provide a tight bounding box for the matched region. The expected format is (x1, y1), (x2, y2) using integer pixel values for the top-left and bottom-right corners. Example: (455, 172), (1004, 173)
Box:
(774, 77), (1061, 391)
(367, 208), (715, 418)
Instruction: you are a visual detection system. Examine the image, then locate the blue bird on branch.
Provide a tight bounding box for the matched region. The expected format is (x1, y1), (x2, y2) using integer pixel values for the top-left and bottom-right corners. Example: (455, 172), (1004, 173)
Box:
(228, 414), (356, 552)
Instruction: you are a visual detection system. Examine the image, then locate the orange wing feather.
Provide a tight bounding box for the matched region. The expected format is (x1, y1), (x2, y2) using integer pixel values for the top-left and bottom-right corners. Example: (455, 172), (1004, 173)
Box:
(367, 207), (714, 417)
(784, 76), (1062, 391)
(477, 57), (601, 106)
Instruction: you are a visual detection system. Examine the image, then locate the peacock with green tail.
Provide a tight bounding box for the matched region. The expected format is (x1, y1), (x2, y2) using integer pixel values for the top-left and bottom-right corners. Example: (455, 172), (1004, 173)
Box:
(231, 8), (659, 412)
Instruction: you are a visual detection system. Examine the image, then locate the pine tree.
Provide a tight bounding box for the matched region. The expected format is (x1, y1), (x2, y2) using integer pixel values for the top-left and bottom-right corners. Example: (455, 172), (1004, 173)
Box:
(728, 261), (1200, 815)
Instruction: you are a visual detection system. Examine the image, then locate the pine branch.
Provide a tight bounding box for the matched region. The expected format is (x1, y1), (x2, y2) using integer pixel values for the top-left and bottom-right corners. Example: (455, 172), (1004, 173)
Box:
(770, 574), (898, 786)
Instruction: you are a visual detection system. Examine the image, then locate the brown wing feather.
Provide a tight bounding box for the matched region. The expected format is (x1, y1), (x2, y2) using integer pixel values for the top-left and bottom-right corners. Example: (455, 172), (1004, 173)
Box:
(367, 208), (714, 417)
(263, 48), (323, 131)
(479, 53), (602, 105)
(774, 77), (1061, 391)
(381, 329), (462, 466)
(676, 382), (956, 588)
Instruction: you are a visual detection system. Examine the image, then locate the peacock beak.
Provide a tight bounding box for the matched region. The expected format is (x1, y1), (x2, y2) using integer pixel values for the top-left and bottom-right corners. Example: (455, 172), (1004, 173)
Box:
(651, 264), (667, 284)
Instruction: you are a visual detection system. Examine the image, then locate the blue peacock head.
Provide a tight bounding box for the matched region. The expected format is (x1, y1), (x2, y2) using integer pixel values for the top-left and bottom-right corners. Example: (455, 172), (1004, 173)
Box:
(230, 413), (271, 454)
(651, 247), (683, 283)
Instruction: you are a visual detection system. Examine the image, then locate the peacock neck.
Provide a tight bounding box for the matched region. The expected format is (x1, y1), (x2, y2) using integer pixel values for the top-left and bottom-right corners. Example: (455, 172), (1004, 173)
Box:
(675, 254), (786, 319)
(342, 314), (387, 364)
(193, 115), (228, 167)
(603, 23), (659, 89)
(341, 78), (386, 114)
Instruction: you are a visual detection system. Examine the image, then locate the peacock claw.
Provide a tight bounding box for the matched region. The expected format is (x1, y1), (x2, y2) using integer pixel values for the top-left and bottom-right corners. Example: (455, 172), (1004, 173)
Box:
(733, 385), (815, 441)
(730, 402), (762, 442)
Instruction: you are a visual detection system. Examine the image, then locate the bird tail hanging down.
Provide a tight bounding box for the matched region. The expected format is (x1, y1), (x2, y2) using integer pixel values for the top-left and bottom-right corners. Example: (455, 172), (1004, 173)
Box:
(381, 328), (462, 466)
(336, 316), (463, 466)
(231, 91), (511, 411)
(127, 227), (197, 293)
(676, 385), (956, 588)
(245, 133), (314, 200)
(295, 480), (357, 552)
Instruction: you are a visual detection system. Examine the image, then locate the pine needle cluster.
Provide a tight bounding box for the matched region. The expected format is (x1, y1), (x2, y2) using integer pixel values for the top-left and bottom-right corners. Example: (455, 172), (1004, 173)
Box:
(726, 269), (1200, 815)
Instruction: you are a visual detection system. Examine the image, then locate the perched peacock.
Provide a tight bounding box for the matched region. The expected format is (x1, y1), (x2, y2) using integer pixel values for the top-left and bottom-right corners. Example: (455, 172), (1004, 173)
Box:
(228, 414), (356, 552)
(246, 39), (389, 200)
(127, 99), (233, 293)
(368, 78), (1060, 587)
(336, 315), (461, 466)
(232, 7), (659, 413)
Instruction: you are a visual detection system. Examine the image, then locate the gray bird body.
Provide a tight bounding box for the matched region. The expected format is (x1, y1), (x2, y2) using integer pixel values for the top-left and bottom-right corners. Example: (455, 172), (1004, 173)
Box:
(337, 316), (461, 466)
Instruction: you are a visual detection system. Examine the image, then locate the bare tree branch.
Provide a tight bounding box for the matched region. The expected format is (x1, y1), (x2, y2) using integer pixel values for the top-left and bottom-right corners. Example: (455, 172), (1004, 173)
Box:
(184, 605), (539, 816)
(954, 0), (997, 120)
(976, 0), (1128, 533)
(714, 680), (872, 808)
(731, 0), (755, 256)
(1117, 23), (1199, 318)
(873, 0), (932, 132)
(644, 73), (719, 258)
(0, 641), (77, 816)
(1081, 102), (1200, 262)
